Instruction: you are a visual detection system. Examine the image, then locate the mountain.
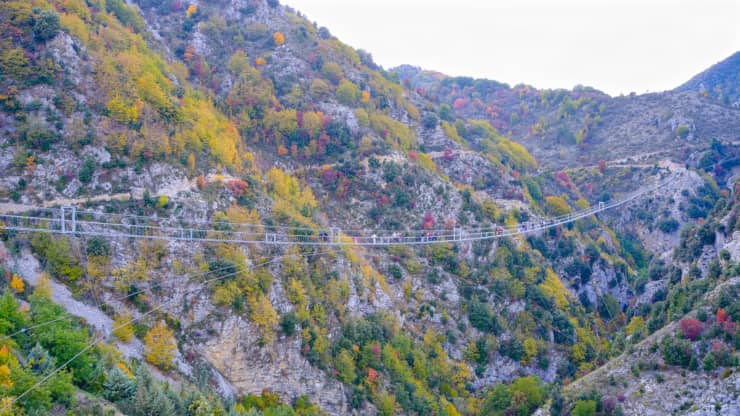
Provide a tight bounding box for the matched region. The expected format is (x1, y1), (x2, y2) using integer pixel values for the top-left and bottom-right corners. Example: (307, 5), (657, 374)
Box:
(0, 1), (738, 415)
(676, 51), (740, 107)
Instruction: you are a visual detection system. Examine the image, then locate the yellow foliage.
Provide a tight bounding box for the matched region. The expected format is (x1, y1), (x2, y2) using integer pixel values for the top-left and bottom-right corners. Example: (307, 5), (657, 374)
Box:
(0, 364), (12, 388)
(107, 96), (140, 124)
(302, 111), (322, 137)
(575, 198), (590, 210)
(248, 293), (279, 344)
(265, 167), (317, 212)
(34, 273), (52, 299)
(441, 121), (465, 145)
(144, 321), (177, 369)
(369, 112), (416, 151)
(539, 269), (569, 309)
(523, 337), (537, 364)
(626, 316), (644, 336)
(112, 314), (135, 342)
(178, 94), (241, 169)
(9, 275), (23, 293)
(59, 12), (89, 44)
(545, 195), (571, 216)
(418, 153), (436, 172)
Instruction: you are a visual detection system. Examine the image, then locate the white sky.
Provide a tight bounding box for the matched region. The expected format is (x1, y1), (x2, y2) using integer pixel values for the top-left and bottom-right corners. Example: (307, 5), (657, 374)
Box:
(282, 0), (739, 96)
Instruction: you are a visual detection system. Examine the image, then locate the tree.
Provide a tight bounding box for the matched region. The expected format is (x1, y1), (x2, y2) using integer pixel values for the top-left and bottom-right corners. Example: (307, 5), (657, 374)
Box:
(680, 318), (703, 341)
(273, 31), (285, 46)
(545, 195), (571, 216)
(9, 275), (24, 293)
(335, 349), (356, 384)
(103, 366), (136, 403)
(321, 62), (344, 84)
(112, 314), (135, 343)
(78, 157), (96, 184)
(186, 4), (198, 18)
(34, 9), (60, 41)
(248, 293), (279, 344)
(144, 321), (177, 369)
(336, 80), (360, 106)
(572, 400), (597, 416)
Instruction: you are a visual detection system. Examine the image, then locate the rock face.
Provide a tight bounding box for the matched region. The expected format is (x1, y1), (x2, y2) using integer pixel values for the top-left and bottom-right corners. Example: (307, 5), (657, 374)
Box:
(200, 316), (349, 415)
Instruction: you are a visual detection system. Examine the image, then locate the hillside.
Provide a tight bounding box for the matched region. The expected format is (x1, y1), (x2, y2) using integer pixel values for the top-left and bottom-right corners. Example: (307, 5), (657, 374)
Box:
(676, 51), (740, 108)
(0, 1), (737, 415)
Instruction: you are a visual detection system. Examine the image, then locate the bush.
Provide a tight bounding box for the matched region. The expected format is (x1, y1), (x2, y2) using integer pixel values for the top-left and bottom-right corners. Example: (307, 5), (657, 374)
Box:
(280, 312), (297, 336)
(78, 157), (96, 184)
(662, 336), (693, 367)
(680, 318), (703, 341)
(572, 400), (597, 416)
(657, 218), (680, 233)
(33, 9), (60, 41)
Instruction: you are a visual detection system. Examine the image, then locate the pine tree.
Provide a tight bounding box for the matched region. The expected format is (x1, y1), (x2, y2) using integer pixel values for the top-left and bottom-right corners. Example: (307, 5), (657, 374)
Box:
(103, 366), (136, 403)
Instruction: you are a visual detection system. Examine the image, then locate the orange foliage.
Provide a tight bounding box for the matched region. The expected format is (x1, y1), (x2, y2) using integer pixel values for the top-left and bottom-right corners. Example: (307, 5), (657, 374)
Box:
(367, 368), (378, 383)
(277, 144), (289, 156)
(255, 56), (266, 66)
(273, 32), (285, 46)
(186, 4), (197, 18)
(226, 179), (249, 196)
(184, 45), (196, 62)
(361, 90), (370, 104)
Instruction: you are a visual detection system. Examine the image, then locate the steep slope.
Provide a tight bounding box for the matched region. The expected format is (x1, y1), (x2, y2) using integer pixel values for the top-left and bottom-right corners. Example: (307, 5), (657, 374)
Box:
(394, 63), (740, 170)
(0, 1), (737, 416)
(676, 51), (740, 107)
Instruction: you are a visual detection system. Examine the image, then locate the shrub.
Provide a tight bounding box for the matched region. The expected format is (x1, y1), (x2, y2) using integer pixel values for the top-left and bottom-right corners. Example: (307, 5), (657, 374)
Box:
(280, 312), (297, 336)
(572, 400), (597, 416)
(680, 318), (703, 341)
(662, 336), (693, 367)
(657, 218), (680, 233)
(78, 157), (96, 184)
(33, 9), (60, 41)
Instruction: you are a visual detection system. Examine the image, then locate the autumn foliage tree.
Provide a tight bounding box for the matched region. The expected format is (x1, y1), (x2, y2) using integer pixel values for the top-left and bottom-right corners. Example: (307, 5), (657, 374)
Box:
(144, 321), (177, 369)
(273, 31), (285, 46)
(680, 318), (703, 341)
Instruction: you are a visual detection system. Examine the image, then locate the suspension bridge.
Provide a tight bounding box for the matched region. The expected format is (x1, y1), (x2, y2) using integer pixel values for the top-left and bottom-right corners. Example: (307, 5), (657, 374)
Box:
(0, 174), (674, 246)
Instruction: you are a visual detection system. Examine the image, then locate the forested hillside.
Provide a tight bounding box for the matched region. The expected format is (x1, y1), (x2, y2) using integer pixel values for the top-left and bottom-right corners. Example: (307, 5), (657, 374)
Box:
(0, 1), (737, 415)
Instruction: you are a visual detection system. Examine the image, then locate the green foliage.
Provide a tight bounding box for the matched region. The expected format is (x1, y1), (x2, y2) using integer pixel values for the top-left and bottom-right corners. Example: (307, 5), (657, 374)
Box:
(106, 0), (146, 33)
(572, 399), (597, 416)
(661, 336), (693, 367)
(336, 79), (361, 106)
(481, 376), (545, 415)
(78, 157), (96, 184)
(657, 218), (680, 233)
(31, 233), (83, 282)
(33, 9), (60, 41)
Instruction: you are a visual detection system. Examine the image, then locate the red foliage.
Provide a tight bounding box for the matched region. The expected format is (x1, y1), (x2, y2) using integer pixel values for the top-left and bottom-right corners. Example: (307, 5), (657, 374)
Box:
(422, 213), (435, 230)
(452, 98), (469, 110)
(679, 318), (703, 341)
(407, 151), (418, 161)
(226, 180), (249, 196)
(367, 368), (378, 383)
(717, 308), (729, 324)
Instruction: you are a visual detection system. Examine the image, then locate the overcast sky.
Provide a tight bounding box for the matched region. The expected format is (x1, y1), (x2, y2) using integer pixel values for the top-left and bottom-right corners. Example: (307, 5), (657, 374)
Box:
(282, 0), (739, 96)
